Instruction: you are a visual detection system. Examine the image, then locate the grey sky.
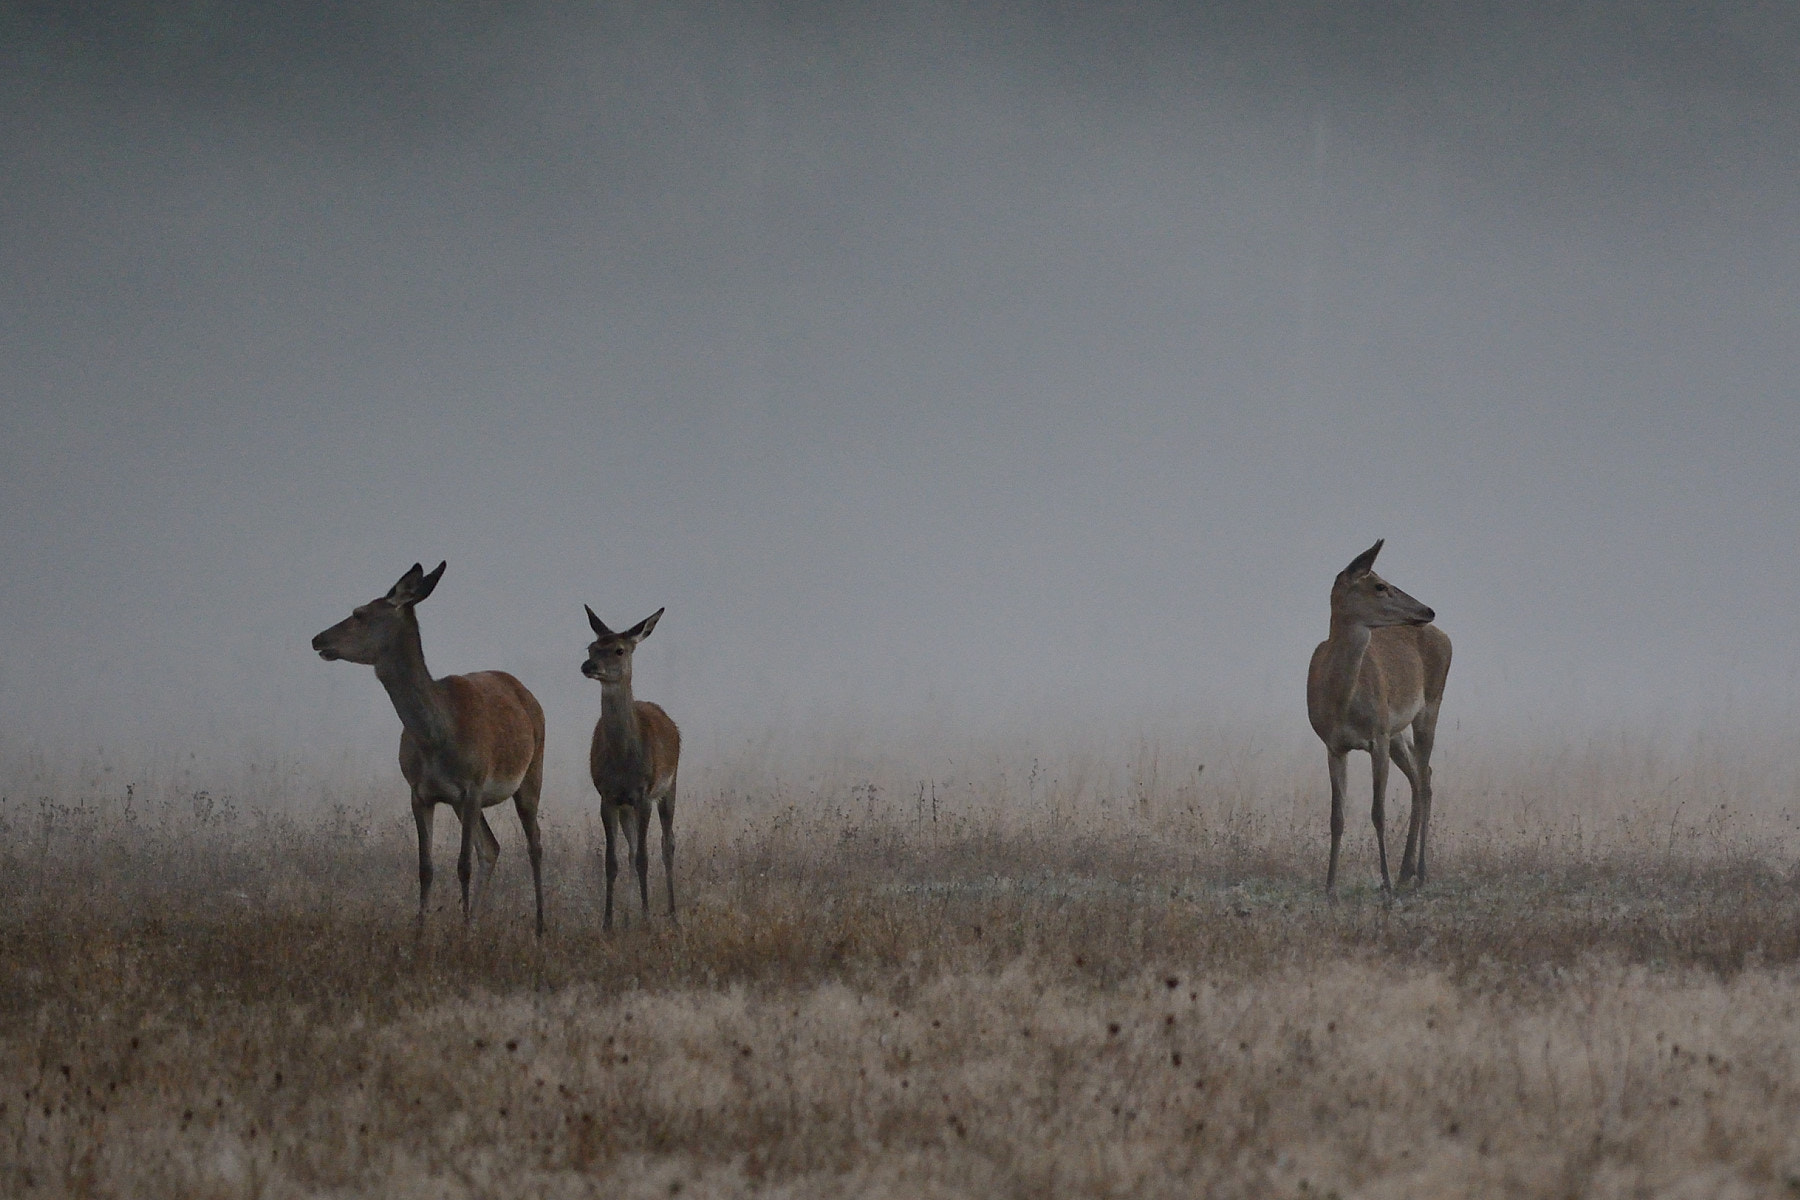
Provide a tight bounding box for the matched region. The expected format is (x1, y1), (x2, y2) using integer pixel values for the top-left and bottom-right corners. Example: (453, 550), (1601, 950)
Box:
(3, 2), (1798, 771)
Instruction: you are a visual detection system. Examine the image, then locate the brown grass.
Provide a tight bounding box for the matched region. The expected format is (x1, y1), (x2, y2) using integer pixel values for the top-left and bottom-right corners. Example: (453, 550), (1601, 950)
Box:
(3, 727), (1800, 1197)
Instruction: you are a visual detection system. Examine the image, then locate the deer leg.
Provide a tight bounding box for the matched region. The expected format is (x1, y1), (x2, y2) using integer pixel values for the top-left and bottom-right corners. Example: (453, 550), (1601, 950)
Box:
(1325, 749), (1348, 896)
(617, 805), (637, 928)
(659, 784), (678, 924)
(515, 789), (545, 939)
(1411, 708), (1440, 884)
(1370, 745), (1394, 894)
(633, 797), (653, 917)
(455, 794), (479, 925)
(412, 797), (435, 929)
(469, 810), (501, 921)
(601, 801), (621, 932)
(1389, 736), (1424, 885)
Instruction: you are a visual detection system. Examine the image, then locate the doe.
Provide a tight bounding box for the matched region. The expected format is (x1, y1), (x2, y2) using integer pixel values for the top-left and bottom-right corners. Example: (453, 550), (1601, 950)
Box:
(312, 562), (547, 935)
(582, 606), (681, 930)
(1306, 540), (1452, 895)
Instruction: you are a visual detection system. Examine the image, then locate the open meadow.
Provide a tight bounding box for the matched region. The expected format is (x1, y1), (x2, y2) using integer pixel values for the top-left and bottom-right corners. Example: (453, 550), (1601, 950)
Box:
(3, 726), (1800, 1198)
(11, 3), (1800, 1197)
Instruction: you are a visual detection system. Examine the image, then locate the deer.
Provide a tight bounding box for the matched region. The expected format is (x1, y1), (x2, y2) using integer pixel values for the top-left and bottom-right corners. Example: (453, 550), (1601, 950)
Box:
(581, 605), (681, 931)
(1306, 540), (1452, 896)
(312, 562), (547, 936)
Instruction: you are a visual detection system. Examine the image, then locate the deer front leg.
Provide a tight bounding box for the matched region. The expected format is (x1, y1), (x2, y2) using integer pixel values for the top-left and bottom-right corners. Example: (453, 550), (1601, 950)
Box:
(1370, 745), (1394, 894)
(1325, 749), (1348, 896)
(412, 797), (435, 929)
(601, 801), (621, 932)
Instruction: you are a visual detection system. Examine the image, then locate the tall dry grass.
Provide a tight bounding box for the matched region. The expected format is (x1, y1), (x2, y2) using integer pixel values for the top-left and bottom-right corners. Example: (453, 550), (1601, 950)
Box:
(2, 723), (1799, 1196)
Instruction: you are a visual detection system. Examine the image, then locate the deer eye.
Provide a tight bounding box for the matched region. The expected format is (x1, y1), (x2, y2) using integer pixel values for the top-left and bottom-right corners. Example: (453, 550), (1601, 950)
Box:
(613, 648), (624, 657)
(1374, 584), (1388, 594)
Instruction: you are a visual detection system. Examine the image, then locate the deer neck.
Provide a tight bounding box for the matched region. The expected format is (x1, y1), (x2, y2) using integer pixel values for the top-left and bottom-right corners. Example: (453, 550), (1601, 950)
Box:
(598, 677), (642, 756)
(1320, 614), (1374, 725)
(373, 619), (454, 747)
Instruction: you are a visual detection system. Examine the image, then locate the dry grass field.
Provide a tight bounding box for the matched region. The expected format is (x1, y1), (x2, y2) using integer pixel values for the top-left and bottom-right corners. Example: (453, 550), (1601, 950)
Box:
(3, 725), (1800, 1198)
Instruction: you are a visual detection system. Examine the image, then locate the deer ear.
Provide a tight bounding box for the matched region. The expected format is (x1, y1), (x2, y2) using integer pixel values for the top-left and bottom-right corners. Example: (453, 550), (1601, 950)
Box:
(386, 563), (425, 605)
(586, 605), (613, 637)
(1338, 539), (1384, 582)
(388, 561), (445, 607)
(414, 561), (446, 603)
(626, 607), (665, 642)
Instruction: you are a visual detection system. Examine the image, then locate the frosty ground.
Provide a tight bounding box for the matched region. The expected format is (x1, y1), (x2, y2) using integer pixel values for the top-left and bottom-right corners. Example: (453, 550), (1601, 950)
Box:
(2, 728), (1798, 1198)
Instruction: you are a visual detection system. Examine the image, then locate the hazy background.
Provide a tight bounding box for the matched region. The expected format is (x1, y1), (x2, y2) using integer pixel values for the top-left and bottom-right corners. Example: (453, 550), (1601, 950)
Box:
(3, 1), (1798, 784)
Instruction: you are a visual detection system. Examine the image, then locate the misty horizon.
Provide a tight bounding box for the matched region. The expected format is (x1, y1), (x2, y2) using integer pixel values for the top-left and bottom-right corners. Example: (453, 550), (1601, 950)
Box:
(4, 2), (1798, 776)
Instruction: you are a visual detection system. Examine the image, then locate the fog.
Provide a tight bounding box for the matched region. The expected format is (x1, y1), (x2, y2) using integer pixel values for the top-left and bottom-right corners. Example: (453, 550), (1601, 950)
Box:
(3, 2), (1798, 780)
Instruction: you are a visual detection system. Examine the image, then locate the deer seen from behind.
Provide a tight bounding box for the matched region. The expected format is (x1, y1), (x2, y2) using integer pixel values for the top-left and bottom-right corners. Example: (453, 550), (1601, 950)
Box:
(1306, 540), (1452, 896)
(312, 562), (547, 936)
(582, 605), (681, 930)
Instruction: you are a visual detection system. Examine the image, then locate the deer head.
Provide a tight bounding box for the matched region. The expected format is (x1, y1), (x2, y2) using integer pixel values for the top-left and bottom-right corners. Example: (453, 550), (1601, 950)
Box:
(581, 606), (664, 685)
(1329, 540), (1434, 629)
(312, 562), (446, 664)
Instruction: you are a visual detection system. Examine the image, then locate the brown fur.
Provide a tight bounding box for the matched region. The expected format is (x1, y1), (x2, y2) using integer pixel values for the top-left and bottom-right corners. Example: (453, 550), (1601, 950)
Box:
(314, 563), (548, 935)
(1306, 541), (1452, 894)
(588, 700), (681, 805)
(582, 607), (682, 930)
(402, 673), (545, 805)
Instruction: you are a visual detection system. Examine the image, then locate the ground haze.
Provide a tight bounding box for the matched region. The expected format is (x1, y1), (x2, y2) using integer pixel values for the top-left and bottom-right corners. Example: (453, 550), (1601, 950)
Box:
(3, 729), (1798, 1197)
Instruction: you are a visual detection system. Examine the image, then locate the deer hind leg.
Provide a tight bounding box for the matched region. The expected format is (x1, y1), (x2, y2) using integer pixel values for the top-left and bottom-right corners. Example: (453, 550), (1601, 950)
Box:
(601, 801), (621, 932)
(659, 782), (678, 924)
(1370, 744), (1394, 895)
(616, 804), (641, 927)
(470, 811), (501, 919)
(455, 796), (478, 924)
(1389, 736), (1425, 886)
(456, 799), (501, 926)
(1409, 706), (1441, 884)
(515, 775), (546, 939)
(1325, 749), (1349, 896)
(412, 797), (435, 928)
(633, 797), (653, 917)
